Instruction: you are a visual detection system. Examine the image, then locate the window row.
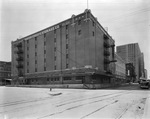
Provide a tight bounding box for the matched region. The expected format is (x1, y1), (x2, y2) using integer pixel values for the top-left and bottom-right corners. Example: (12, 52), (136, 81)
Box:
(27, 66), (46, 73)
(26, 19), (95, 44)
(0, 73), (10, 77)
(26, 30), (86, 49)
(28, 76), (86, 83)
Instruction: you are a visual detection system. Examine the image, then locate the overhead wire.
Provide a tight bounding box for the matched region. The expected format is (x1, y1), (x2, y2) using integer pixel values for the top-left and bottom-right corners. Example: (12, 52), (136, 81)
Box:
(103, 8), (150, 23)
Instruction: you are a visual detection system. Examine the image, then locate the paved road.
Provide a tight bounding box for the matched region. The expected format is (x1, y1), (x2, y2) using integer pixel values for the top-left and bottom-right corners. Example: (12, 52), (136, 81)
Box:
(0, 84), (150, 119)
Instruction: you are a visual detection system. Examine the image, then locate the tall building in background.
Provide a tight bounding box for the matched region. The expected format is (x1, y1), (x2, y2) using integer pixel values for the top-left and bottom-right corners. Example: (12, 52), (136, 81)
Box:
(0, 61), (11, 85)
(116, 43), (144, 81)
(139, 53), (145, 77)
(144, 69), (147, 79)
(11, 9), (115, 86)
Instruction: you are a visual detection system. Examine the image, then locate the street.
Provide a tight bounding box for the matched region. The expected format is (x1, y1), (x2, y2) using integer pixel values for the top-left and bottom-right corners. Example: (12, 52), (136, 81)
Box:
(0, 84), (150, 119)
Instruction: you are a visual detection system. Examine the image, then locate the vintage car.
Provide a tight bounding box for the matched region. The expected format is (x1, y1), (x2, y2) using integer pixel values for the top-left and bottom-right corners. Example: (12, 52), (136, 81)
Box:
(140, 79), (150, 89)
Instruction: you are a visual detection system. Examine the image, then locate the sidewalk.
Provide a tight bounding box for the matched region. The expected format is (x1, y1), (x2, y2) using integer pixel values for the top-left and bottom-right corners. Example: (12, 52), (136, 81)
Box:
(142, 96), (150, 119)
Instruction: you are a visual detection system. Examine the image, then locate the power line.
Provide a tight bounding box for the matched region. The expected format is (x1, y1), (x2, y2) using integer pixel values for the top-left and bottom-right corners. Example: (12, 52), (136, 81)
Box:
(102, 8), (150, 24)
(115, 19), (149, 29)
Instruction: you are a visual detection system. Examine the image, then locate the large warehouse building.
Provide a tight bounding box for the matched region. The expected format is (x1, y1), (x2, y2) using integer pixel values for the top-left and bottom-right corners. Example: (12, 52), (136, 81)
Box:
(0, 61), (11, 85)
(11, 9), (116, 86)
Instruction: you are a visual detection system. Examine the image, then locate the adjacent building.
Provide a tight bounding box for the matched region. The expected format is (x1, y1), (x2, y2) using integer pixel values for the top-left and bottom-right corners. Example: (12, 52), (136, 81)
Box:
(114, 53), (126, 83)
(0, 61), (11, 85)
(116, 43), (144, 81)
(11, 9), (115, 85)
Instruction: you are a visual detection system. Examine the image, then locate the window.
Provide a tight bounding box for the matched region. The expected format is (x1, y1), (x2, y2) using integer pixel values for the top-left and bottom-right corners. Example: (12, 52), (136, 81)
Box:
(93, 21), (95, 26)
(35, 44), (37, 48)
(35, 52), (37, 56)
(47, 78), (49, 81)
(54, 29), (56, 34)
(27, 69), (29, 73)
(44, 41), (46, 46)
(35, 60), (37, 64)
(78, 30), (81, 35)
(27, 54), (29, 58)
(63, 77), (71, 81)
(78, 20), (81, 25)
(44, 58), (46, 63)
(54, 65), (56, 70)
(66, 44), (68, 49)
(54, 56), (56, 61)
(27, 40), (29, 44)
(44, 67), (46, 71)
(54, 47), (56, 51)
(44, 50), (46, 54)
(54, 38), (56, 43)
(27, 62), (29, 66)
(56, 77), (59, 81)
(92, 31), (95, 36)
(66, 34), (68, 39)
(44, 33), (46, 38)
(66, 54), (68, 59)
(66, 25), (68, 30)
(35, 68), (37, 72)
(66, 63), (69, 69)
(27, 47), (29, 51)
(76, 76), (85, 81)
(35, 37), (37, 42)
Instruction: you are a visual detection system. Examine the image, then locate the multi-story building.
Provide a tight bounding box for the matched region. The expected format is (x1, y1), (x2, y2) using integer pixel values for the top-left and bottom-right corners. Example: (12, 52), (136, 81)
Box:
(126, 63), (136, 82)
(139, 53), (145, 77)
(144, 69), (147, 79)
(114, 53), (126, 83)
(11, 9), (115, 85)
(116, 43), (144, 81)
(0, 61), (11, 85)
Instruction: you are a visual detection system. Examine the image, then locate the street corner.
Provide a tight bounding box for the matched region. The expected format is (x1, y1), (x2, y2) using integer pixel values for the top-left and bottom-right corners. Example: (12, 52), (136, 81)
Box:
(48, 89), (62, 96)
(48, 92), (62, 96)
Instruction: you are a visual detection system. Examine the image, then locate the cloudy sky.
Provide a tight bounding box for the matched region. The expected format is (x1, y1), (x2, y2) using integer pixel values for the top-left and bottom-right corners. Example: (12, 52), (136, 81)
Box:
(0, 0), (150, 77)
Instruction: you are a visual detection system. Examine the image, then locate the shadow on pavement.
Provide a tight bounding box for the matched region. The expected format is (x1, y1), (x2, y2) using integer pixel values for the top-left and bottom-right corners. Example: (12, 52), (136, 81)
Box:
(105, 83), (150, 91)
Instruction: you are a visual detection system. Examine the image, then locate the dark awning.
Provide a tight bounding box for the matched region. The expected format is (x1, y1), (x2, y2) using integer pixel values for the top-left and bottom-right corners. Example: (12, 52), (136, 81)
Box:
(5, 79), (12, 81)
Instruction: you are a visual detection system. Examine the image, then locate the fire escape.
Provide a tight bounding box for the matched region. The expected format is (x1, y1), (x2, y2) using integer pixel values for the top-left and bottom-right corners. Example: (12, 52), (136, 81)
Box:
(103, 34), (111, 73)
(16, 42), (24, 77)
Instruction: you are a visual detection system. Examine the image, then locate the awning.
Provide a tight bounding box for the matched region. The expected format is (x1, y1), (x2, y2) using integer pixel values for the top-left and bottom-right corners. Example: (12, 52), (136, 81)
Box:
(5, 79), (12, 81)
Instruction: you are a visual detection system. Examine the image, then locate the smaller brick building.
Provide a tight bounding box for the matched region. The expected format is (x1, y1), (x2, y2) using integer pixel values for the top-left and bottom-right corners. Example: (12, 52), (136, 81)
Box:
(126, 63), (136, 82)
(0, 61), (11, 85)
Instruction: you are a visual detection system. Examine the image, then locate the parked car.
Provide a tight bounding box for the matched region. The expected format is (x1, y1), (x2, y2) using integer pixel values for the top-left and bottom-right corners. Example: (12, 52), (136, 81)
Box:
(140, 79), (150, 89)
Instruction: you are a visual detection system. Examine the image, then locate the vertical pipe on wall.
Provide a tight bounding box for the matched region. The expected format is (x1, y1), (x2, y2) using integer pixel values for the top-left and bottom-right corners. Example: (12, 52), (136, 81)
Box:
(60, 25), (63, 84)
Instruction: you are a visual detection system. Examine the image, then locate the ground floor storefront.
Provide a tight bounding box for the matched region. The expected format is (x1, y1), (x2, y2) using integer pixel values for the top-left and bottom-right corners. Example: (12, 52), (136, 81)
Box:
(11, 68), (126, 89)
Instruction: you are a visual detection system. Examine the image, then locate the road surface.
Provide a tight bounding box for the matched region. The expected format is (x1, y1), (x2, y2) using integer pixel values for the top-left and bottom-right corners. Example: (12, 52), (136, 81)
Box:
(0, 84), (150, 119)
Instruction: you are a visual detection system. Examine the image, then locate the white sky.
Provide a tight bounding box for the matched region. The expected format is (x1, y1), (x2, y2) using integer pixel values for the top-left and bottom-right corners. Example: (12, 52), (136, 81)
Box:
(0, 0), (150, 77)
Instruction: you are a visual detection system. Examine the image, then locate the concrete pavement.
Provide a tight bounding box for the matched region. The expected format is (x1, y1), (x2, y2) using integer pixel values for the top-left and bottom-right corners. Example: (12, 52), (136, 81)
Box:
(142, 95), (150, 119)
